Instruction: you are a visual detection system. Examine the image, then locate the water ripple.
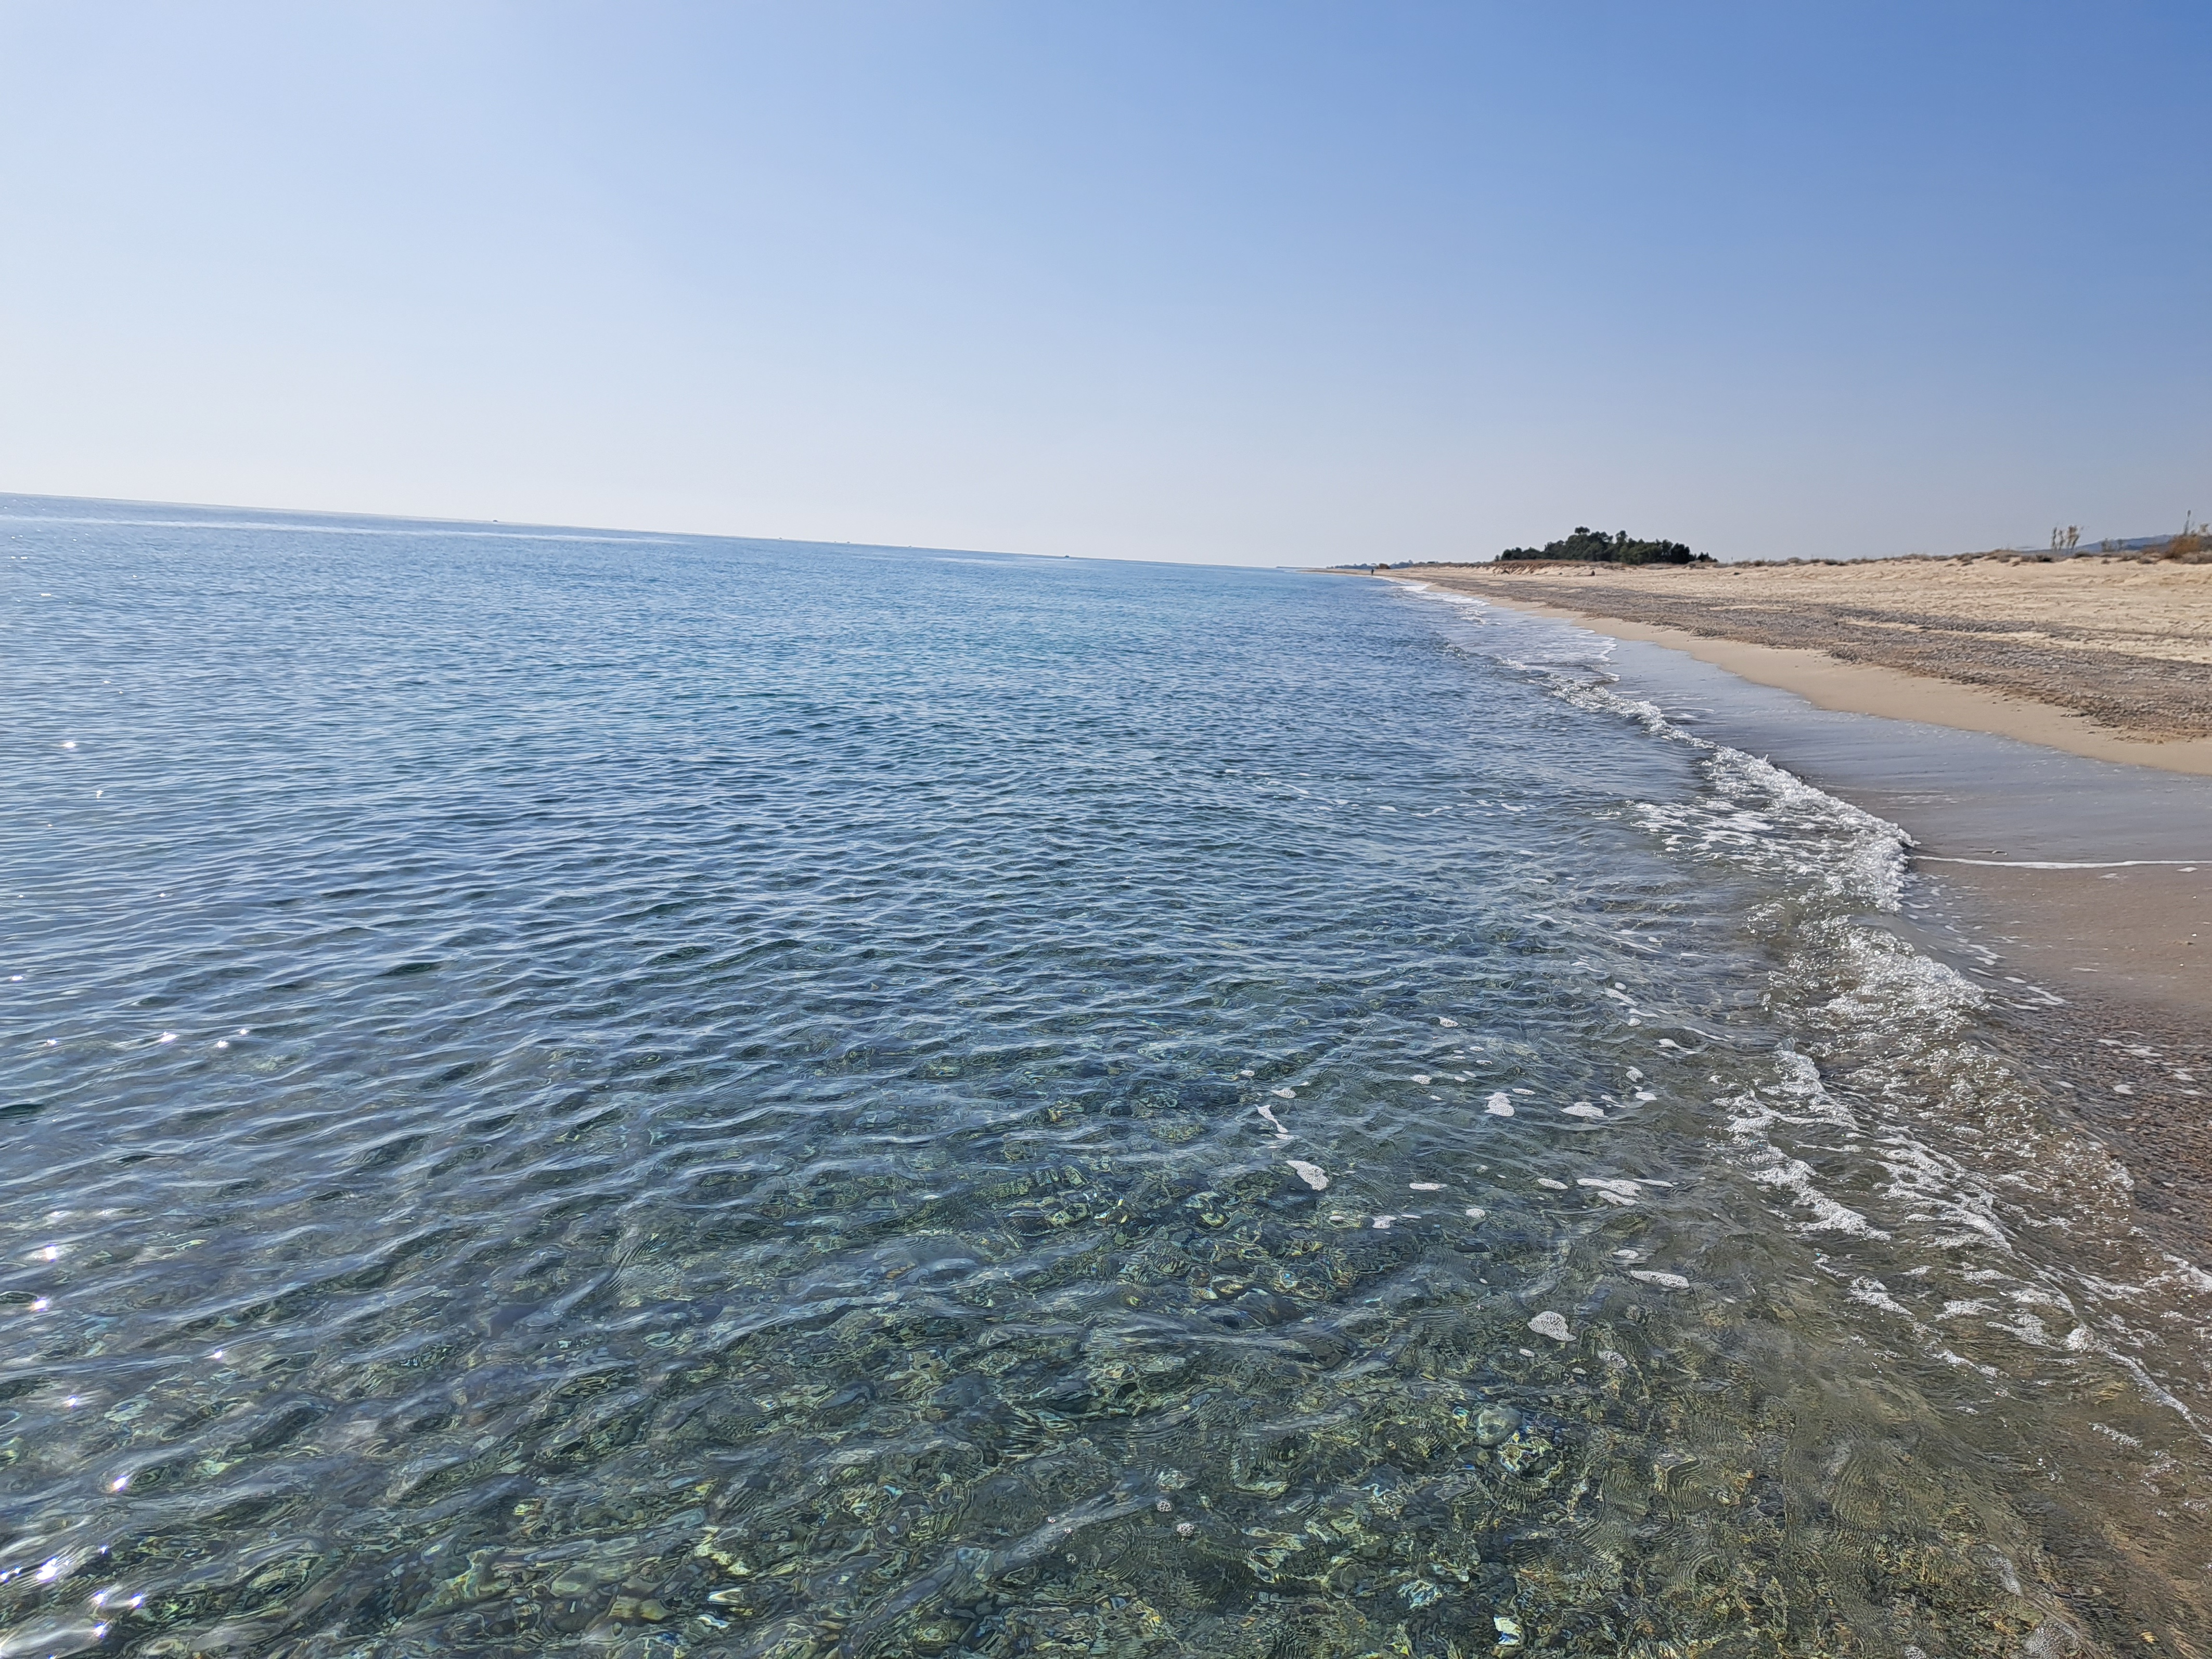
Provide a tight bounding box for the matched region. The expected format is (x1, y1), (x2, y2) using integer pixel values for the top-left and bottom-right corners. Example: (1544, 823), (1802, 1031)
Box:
(2, 499), (2206, 1654)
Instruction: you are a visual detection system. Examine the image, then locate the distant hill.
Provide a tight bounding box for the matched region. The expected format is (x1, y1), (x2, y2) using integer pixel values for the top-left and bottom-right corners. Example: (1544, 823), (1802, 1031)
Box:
(1497, 527), (1712, 565)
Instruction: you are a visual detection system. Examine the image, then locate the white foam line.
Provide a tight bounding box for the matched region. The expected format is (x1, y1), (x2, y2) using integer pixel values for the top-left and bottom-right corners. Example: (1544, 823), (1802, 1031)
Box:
(1919, 857), (2205, 870)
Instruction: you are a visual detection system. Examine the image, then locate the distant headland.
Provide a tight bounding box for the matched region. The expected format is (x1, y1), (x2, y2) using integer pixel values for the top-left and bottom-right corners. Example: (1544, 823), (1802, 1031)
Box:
(1496, 526), (1713, 566)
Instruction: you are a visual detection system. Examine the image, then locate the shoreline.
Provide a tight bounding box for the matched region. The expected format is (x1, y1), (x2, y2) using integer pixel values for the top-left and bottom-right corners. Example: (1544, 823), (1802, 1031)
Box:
(1423, 583), (2212, 776)
(1379, 572), (2212, 1028)
(1388, 571), (2212, 1269)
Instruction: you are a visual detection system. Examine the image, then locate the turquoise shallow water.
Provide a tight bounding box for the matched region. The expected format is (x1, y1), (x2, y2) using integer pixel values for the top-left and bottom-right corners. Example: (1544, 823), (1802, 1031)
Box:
(4, 498), (2210, 1657)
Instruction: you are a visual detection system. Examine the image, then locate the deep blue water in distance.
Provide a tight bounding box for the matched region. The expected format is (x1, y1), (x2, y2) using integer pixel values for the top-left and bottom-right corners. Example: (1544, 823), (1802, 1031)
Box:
(4, 497), (2209, 1657)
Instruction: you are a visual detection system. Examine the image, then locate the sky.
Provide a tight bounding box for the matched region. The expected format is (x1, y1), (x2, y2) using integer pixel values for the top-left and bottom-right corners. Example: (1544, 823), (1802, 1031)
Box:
(1, 2), (2207, 565)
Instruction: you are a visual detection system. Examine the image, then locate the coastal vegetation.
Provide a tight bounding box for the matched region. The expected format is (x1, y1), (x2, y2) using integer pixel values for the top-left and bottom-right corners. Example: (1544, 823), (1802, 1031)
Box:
(2153, 514), (2206, 562)
(1497, 527), (1712, 565)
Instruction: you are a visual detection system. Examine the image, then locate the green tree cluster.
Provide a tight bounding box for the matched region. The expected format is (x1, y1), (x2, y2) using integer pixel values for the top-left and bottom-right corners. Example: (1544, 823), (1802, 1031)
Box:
(1497, 527), (1711, 565)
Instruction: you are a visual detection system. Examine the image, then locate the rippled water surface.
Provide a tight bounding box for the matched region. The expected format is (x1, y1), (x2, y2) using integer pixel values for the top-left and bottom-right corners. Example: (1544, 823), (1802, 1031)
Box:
(5, 499), (2210, 1658)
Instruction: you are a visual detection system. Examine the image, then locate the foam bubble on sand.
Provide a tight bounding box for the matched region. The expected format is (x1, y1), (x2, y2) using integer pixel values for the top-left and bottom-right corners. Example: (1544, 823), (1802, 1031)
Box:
(1629, 1269), (1691, 1290)
(1287, 1160), (1329, 1190)
(1528, 1311), (1571, 1342)
(1486, 1093), (1514, 1116)
(1563, 1102), (1605, 1119)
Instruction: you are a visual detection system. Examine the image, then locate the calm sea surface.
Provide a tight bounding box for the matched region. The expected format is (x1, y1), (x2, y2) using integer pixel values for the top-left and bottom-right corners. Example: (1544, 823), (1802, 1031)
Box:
(4, 498), (2209, 1657)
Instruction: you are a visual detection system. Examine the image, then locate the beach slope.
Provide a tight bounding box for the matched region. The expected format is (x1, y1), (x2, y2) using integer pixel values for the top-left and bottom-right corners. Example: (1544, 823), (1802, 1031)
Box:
(1394, 556), (2212, 774)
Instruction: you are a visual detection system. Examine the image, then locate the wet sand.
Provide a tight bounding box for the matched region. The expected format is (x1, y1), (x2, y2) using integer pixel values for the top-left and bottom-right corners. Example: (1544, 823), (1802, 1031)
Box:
(1914, 867), (2212, 1255)
(1396, 556), (2212, 774)
(1562, 631), (2212, 1255)
(1583, 630), (2212, 1009)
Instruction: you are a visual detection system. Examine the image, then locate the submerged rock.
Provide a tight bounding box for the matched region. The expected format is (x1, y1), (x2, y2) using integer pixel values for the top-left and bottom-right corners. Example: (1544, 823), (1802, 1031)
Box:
(1472, 1404), (1522, 1447)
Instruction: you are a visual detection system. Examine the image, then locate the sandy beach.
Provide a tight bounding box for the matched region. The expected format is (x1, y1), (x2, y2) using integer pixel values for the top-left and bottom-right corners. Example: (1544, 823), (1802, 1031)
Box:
(1393, 554), (2212, 774)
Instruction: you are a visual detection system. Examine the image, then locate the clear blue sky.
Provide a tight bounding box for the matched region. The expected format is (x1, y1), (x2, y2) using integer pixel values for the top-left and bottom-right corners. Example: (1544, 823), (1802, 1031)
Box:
(3, 3), (2206, 563)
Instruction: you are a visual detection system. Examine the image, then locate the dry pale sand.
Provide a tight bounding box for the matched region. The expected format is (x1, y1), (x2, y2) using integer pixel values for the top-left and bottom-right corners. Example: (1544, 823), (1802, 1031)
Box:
(1393, 555), (2212, 774)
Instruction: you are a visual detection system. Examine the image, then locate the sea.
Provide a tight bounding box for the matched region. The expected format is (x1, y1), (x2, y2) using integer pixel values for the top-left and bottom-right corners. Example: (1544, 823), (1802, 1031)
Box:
(4, 496), (2209, 1658)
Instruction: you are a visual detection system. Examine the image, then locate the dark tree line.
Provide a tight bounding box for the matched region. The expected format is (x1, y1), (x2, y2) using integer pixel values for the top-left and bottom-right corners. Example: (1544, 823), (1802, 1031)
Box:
(1497, 527), (1711, 565)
